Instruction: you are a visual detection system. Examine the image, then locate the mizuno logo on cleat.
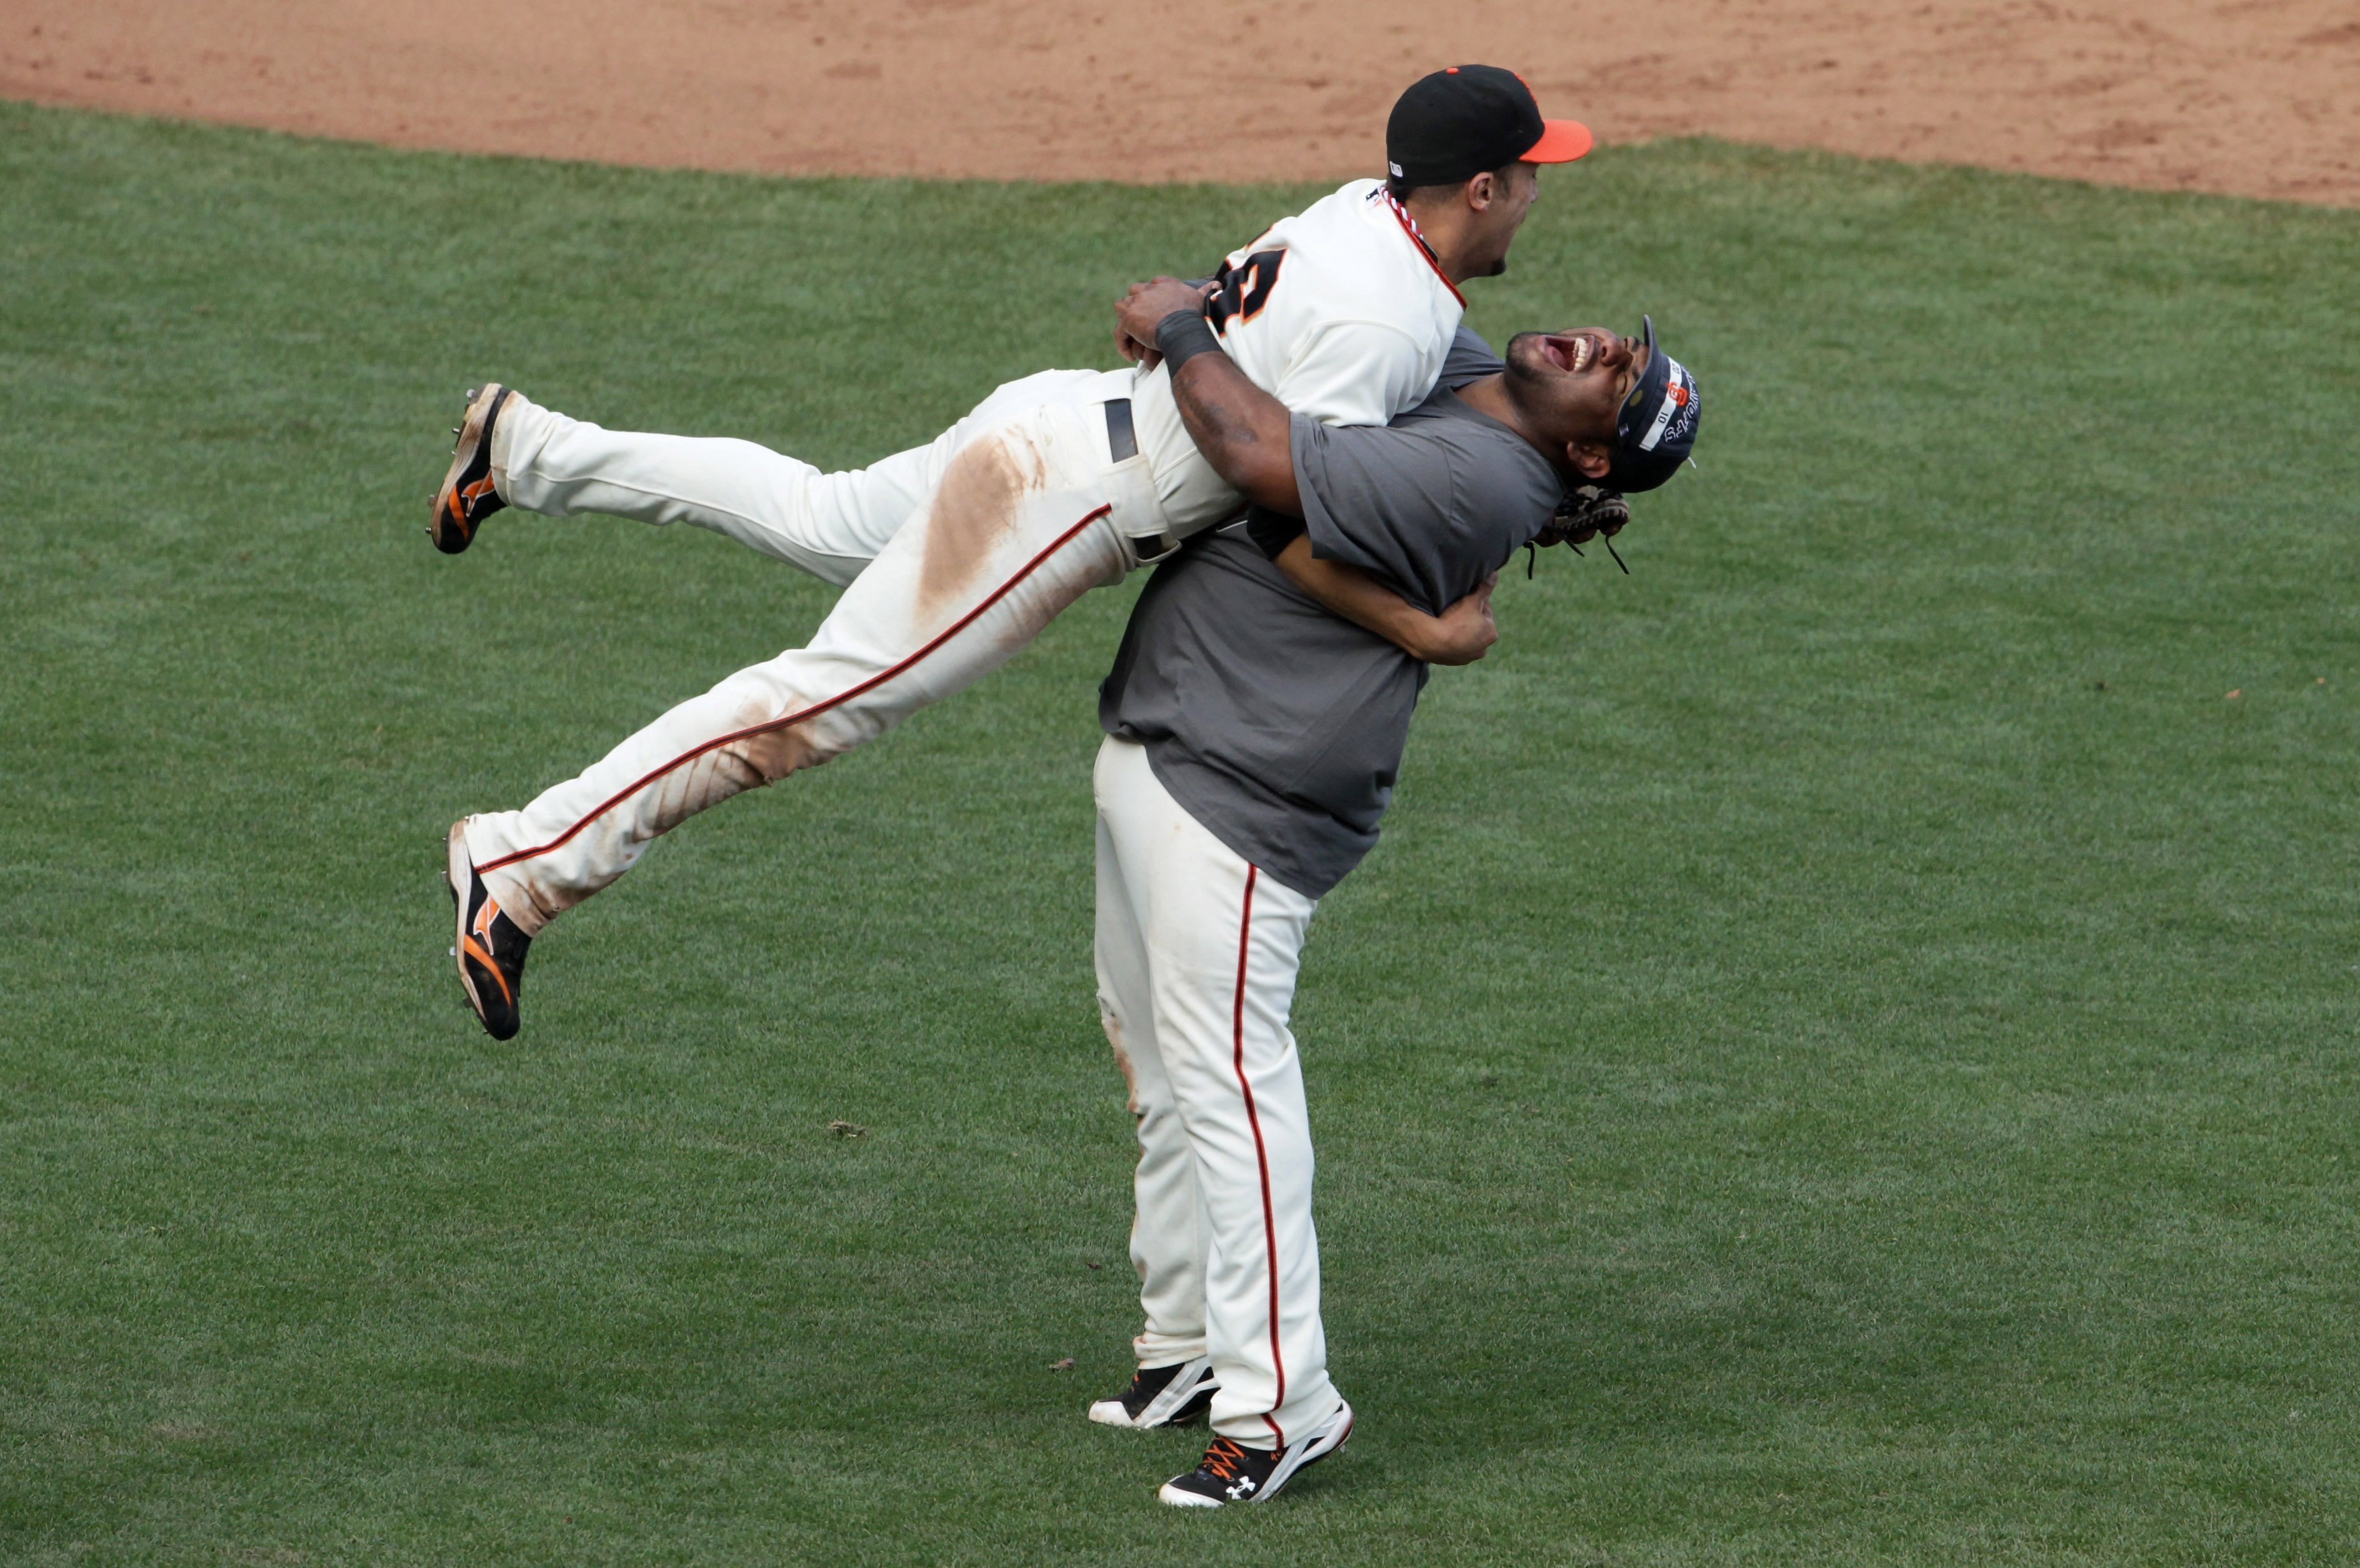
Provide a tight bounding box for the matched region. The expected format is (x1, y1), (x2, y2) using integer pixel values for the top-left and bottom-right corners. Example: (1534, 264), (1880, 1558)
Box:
(462, 897), (514, 1003)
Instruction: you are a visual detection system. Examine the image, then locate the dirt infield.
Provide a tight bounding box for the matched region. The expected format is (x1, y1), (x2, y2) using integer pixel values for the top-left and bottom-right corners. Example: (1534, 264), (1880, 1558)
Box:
(5, 1), (2356, 206)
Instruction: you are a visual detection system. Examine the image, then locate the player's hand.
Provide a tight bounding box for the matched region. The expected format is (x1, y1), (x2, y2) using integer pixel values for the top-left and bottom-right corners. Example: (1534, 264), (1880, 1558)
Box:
(1114, 277), (1216, 371)
(1420, 574), (1499, 665)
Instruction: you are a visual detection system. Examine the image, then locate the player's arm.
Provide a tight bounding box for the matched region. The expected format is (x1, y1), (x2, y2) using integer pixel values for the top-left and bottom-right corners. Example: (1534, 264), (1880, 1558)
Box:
(1112, 279), (1491, 662)
(1152, 319), (1490, 664)
(1109, 279), (1299, 511)
(1268, 534), (1498, 666)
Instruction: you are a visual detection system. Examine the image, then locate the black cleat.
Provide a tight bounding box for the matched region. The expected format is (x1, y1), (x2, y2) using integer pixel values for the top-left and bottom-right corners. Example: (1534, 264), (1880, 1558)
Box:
(446, 821), (530, 1040)
(1089, 1354), (1218, 1428)
(1158, 1400), (1353, 1508)
(430, 384), (514, 554)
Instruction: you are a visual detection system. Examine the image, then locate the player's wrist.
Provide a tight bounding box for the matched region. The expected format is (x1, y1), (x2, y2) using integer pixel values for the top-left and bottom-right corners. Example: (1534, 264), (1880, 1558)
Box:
(1155, 309), (1223, 373)
(1246, 506), (1306, 562)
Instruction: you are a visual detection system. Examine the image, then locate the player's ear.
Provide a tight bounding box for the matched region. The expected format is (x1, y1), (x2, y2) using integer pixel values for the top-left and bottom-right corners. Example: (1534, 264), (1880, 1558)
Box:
(1464, 170), (1496, 210)
(1566, 440), (1613, 480)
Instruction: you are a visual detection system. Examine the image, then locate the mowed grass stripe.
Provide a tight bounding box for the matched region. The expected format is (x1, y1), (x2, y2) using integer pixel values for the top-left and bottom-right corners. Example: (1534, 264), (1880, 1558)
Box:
(1, 101), (2357, 1565)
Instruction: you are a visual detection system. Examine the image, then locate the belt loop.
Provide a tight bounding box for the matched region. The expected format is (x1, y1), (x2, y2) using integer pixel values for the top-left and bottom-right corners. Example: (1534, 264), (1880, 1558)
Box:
(1104, 398), (1138, 463)
(1102, 398), (1177, 565)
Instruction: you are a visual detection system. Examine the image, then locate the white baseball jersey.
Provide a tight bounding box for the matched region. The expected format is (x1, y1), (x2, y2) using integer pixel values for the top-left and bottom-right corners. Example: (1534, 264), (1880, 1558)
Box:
(1128, 178), (1468, 537)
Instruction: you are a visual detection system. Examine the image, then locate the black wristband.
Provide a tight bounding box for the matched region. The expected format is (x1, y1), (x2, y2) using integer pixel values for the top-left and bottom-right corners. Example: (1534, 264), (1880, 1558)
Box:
(1155, 309), (1224, 373)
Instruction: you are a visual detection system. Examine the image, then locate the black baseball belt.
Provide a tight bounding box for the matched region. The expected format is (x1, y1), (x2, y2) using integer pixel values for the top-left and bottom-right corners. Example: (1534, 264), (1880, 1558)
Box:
(1104, 398), (1179, 563)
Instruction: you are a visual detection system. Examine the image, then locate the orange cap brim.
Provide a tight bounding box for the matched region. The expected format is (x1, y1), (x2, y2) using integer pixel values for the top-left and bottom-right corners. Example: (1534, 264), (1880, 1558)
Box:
(1526, 119), (1594, 164)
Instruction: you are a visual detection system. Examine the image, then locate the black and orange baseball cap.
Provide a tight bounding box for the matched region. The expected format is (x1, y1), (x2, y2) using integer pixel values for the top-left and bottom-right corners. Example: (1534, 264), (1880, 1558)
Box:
(1385, 65), (1592, 187)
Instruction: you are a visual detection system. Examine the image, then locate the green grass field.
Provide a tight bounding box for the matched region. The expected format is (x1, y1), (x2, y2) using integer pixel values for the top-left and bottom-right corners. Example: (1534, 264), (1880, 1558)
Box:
(4, 99), (2359, 1564)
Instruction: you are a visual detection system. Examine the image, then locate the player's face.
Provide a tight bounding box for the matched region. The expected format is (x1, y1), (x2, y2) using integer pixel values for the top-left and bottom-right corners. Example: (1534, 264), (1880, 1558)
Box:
(1463, 161), (1543, 278)
(1503, 328), (1649, 478)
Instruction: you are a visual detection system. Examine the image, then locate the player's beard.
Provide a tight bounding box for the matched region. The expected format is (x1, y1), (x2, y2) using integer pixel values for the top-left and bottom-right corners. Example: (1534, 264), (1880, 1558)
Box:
(1499, 335), (1615, 465)
(1497, 334), (1565, 440)
(1501, 333), (1551, 388)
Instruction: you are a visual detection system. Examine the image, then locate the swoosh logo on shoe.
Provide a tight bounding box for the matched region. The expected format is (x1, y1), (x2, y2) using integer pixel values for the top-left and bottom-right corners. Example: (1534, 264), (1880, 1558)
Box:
(463, 896), (513, 1003)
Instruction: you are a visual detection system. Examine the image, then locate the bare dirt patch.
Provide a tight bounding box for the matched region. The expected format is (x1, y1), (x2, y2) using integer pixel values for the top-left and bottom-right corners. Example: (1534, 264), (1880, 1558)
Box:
(4, 1), (2354, 205)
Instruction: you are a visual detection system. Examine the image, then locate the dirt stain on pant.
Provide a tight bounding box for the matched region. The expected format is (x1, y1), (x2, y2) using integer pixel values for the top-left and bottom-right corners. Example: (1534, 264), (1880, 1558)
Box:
(1102, 1005), (1142, 1116)
(722, 723), (822, 787)
(918, 431), (1040, 625)
(643, 690), (826, 841)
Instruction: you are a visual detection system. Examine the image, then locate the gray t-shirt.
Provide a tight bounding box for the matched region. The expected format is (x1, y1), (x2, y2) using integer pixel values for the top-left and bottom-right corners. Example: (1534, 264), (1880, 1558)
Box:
(1097, 330), (1566, 897)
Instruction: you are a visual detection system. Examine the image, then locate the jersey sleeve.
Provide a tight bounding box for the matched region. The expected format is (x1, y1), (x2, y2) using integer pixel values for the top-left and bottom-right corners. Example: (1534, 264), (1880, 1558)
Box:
(1273, 319), (1438, 429)
(1288, 405), (1562, 615)
(1438, 326), (1505, 389)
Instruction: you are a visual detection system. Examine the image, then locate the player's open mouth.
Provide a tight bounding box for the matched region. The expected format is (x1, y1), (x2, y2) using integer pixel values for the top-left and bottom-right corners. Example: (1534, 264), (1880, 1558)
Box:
(1534, 334), (1597, 374)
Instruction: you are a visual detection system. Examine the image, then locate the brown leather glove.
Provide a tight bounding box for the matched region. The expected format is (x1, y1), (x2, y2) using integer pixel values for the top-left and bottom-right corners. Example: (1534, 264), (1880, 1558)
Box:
(1538, 484), (1629, 549)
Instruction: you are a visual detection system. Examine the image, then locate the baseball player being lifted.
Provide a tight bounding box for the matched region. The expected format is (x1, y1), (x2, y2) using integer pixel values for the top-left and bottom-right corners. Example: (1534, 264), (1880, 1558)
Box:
(1086, 290), (1700, 1506)
(433, 66), (1591, 1039)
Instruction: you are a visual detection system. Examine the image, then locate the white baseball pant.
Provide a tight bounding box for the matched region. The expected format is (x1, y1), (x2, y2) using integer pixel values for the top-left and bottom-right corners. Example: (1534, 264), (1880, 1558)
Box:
(462, 374), (1161, 929)
(484, 370), (1119, 586)
(1093, 736), (1342, 1449)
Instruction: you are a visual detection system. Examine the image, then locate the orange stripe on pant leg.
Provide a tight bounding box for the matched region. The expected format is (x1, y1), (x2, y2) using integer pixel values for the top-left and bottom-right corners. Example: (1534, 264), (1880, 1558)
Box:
(1228, 863), (1287, 1448)
(477, 504), (1113, 875)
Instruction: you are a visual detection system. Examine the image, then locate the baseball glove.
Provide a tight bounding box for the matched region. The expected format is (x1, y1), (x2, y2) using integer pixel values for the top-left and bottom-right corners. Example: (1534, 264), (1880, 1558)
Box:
(1529, 484), (1632, 574)
(1541, 484), (1629, 547)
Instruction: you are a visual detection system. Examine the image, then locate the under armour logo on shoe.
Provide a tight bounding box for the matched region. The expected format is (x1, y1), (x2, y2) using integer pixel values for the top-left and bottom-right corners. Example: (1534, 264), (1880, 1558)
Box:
(1225, 1476), (1258, 1501)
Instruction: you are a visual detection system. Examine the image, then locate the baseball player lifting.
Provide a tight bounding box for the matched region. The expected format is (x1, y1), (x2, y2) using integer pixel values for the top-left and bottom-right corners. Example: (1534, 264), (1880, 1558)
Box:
(432, 66), (1589, 1041)
(1083, 289), (1698, 1505)
(416, 66), (1705, 1509)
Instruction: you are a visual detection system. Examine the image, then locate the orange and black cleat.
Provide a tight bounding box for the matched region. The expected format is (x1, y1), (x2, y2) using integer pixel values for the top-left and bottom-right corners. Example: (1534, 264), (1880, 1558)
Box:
(446, 822), (531, 1040)
(429, 384), (514, 554)
(1158, 1400), (1353, 1507)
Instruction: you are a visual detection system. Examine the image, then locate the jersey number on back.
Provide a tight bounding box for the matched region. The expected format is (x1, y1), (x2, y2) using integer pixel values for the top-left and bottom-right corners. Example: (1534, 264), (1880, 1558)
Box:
(1207, 249), (1285, 336)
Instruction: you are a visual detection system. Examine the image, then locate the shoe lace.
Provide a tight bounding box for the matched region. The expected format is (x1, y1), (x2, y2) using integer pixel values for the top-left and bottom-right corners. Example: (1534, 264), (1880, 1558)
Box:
(1200, 1437), (1249, 1482)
